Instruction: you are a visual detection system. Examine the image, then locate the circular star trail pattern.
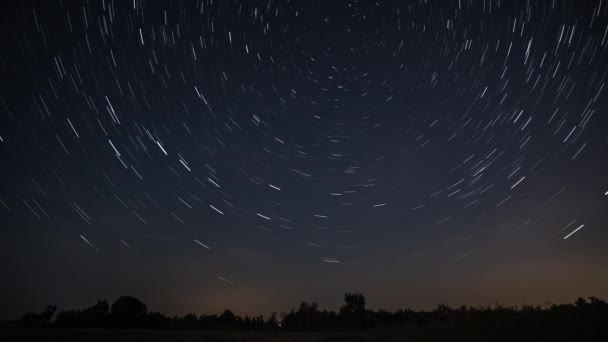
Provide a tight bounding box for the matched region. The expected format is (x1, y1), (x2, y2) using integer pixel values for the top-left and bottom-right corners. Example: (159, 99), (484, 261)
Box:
(1, 0), (608, 316)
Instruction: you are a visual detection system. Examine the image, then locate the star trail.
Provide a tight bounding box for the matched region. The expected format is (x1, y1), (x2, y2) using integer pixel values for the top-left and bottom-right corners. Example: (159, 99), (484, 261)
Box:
(1, 0), (608, 318)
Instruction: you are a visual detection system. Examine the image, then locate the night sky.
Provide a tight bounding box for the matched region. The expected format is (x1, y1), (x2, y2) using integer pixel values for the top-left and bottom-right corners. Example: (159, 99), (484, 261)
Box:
(1, 0), (608, 319)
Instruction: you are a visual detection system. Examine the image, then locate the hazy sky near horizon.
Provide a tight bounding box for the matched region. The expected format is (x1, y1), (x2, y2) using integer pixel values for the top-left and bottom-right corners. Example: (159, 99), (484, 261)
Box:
(1, 0), (608, 319)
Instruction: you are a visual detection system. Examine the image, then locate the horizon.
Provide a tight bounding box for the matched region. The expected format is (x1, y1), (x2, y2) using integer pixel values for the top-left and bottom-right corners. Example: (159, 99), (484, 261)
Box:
(11, 293), (608, 322)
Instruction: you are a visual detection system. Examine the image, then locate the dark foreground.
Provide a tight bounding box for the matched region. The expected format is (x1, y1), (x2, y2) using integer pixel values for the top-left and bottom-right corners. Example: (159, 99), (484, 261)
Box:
(1, 327), (606, 342)
(9, 295), (607, 340)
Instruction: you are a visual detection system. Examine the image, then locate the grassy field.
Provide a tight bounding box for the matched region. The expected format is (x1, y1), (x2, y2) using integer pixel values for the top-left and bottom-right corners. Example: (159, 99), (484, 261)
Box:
(0, 326), (600, 342)
(0, 329), (400, 342)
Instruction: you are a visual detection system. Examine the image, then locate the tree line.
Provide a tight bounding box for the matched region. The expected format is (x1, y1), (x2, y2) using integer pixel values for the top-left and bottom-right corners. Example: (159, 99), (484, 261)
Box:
(17, 294), (608, 337)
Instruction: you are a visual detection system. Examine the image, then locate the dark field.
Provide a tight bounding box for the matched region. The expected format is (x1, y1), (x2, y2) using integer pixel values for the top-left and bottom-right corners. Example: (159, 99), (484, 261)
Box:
(9, 295), (608, 341)
(1, 329), (399, 342)
(1, 327), (604, 342)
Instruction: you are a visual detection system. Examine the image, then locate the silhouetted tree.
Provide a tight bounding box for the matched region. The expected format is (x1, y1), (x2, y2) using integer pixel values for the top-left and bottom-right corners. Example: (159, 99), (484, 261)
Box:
(146, 311), (171, 329)
(13, 293), (608, 340)
(217, 309), (239, 329)
(266, 311), (279, 329)
(19, 305), (57, 327)
(174, 313), (197, 329)
(339, 293), (371, 328)
(55, 300), (109, 328)
(110, 296), (147, 328)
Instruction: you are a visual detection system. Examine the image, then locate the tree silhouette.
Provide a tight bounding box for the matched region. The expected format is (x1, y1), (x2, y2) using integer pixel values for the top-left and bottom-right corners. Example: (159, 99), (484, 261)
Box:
(218, 309), (238, 328)
(14, 293), (608, 340)
(146, 311), (170, 329)
(19, 305), (57, 327)
(55, 300), (109, 328)
(266, 312), (279, 328)
(110, 296), (147, 327)
(339, 293), (371, 328)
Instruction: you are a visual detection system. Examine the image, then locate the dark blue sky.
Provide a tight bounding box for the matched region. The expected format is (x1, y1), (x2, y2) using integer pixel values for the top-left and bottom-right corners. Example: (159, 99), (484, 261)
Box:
(1, 0), (608, 319)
